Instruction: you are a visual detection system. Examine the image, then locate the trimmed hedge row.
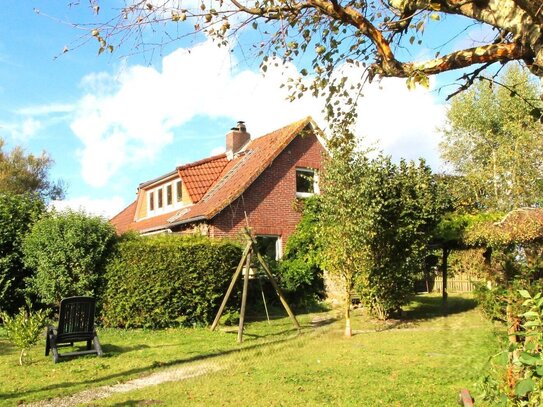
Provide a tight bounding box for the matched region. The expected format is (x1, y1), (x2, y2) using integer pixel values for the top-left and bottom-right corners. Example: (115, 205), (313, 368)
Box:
(102, 235), (242, 328)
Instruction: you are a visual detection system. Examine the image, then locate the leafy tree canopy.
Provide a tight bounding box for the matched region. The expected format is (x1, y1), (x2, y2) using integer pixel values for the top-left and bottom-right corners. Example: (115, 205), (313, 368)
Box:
(319, 147), (443, 322)
(0, 139), (64, 201)
(440, 65), (543, 212)
(51, 1), (543, 126)
(23, 210), (117, 306)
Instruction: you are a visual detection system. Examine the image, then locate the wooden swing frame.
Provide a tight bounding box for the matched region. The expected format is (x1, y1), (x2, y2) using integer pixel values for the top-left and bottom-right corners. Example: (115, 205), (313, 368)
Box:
(210, 228), (301, 342)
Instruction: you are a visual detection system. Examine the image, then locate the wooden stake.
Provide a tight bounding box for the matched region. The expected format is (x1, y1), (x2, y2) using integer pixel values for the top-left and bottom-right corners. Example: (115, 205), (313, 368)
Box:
(210, 241), (251, 331)
(237, 251), (252, 343)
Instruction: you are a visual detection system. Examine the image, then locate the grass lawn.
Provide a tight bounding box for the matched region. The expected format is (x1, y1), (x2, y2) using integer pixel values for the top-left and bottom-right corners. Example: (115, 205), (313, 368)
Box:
(0, 294), (503, 406)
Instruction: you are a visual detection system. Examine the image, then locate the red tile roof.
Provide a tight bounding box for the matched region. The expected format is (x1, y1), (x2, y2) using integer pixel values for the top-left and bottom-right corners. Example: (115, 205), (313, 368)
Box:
(111, 117), (317, 234)
(177, 154), (229, 202)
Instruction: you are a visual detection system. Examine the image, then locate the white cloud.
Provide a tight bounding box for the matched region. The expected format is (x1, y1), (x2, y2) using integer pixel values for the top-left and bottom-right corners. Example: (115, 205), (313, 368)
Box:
(70, 39), (446, 187)
(1, 117), (43, 143)
(210, 146), (225, 156)
(50, 196), (126, 219)
(69, 39), (321, 187)
(16, 103), (74, 116)
(353, 76), (446, 169)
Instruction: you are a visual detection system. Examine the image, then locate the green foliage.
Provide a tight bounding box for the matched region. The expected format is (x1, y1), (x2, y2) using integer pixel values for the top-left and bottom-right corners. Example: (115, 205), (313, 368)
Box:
(23, 210), (117, 306)
(0, 193), (45, 314)
(319, 149), (444, 320)
(473, 283), (510, 323)
(440, 66), (543, 212)
(479, 289), (543, 405)
(473, 247), (543, 322)
(102, 235), (242, 328)
(433, 211), (503, 244)
(278, 197), (325, 306)
(0, 307), (48, 365)
(0, 139), (64, 201)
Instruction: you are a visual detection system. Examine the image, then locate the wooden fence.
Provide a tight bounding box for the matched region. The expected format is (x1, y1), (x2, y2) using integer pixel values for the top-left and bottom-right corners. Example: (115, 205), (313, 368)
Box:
(415, 275), (482, 293)
(433, 277), (480, 293)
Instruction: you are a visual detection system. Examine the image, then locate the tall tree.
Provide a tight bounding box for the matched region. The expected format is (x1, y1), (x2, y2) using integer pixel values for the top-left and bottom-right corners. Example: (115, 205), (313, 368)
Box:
(440, 65), (543, 212)
(319, 147), (442, 329)
(0, 139), (64, 201)
(56, 1), (543, 123)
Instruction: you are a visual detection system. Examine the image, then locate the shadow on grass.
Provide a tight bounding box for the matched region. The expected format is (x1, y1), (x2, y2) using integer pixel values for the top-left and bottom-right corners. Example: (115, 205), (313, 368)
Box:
(372, 294), (479, 332)
(108, 399), (163, 406)
(0, 330), (302, 404)
(404, 294), (478, 320)
(0, 340), (15, 354)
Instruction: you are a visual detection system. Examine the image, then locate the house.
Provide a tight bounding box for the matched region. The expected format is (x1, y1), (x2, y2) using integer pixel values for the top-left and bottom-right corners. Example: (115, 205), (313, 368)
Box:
(110, 116), (326, 258)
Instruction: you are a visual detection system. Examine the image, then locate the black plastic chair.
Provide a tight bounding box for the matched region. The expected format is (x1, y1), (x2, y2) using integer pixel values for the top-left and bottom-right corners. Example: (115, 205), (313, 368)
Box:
(45, 296), (103, 363)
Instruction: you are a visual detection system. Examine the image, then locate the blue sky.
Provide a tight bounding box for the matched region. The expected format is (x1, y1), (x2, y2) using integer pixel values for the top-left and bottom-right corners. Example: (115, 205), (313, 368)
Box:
(0, 2), (493, 217)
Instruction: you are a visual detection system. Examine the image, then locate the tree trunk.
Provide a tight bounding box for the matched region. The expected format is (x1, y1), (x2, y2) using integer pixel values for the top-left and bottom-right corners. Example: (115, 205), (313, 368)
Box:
(344, 299), (352, 337)
(19, 349), (25, 366)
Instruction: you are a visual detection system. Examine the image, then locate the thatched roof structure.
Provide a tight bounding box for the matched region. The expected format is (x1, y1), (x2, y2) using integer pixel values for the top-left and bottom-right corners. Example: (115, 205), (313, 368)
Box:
(464, 208), (543, 247)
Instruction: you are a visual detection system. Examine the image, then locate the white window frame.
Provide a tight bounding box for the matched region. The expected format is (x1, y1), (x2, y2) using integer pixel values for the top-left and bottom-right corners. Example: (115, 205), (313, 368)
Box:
(147, 179), (187, 217)
(256, 235), (282, 261)
(296, 168), (319, 198)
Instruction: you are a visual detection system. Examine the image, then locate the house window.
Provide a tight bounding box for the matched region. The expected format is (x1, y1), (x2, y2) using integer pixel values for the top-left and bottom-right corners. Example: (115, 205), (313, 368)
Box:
(296, 168), (318, 198)
(166, 184), (173, 206)
(149, 191), (155, 211)
(176, 180), (183, 202)
(158, 188), (163, 208)
(255, 235), (281, 261)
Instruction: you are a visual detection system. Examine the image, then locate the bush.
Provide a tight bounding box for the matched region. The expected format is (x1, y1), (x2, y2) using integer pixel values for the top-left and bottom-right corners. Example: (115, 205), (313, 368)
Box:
(473, 282), (509, 322)
(0, 193), (44, 314)
(0, 307), (48, 365)
(102, 235), (242, 328)
(478, 289), (543, 405)
(23, 210), (117, 306)
(277, 197), (325, 307)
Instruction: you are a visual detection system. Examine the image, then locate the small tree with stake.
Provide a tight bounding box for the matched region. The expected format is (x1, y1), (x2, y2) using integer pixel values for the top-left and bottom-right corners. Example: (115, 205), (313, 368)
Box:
(1, 307), (48, 365)
(319, 144), (442, 331)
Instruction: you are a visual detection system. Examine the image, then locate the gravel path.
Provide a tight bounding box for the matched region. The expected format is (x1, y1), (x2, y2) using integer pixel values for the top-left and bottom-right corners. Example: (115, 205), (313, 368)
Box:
(24, 361), (223, 407)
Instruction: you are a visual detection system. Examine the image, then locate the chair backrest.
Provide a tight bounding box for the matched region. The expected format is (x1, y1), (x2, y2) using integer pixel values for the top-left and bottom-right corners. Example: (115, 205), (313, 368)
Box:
(57, 296), (96, 336)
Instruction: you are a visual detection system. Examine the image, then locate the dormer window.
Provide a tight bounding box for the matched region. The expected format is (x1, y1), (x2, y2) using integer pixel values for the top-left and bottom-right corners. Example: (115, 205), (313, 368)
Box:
(296, 168), (319, 198)
(146, 178), (187, 218)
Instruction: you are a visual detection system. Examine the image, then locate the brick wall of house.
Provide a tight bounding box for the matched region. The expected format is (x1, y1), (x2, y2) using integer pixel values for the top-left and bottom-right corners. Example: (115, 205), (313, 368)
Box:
(210, 132), (325, 249)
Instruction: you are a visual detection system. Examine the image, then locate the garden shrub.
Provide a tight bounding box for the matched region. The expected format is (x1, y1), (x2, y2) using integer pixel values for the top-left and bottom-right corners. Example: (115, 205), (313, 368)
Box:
(0, 193), (44, 314)
(478, 289), (543, 405)
(23, 210), (117, 306)
(0, 306), (48, 365)
(102, 235), (242, 328)
(277, 197), (325, 308)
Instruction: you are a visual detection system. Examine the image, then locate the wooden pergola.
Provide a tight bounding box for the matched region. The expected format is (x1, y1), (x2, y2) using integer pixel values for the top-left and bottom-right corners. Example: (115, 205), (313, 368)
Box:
(430, 208), (543, 302)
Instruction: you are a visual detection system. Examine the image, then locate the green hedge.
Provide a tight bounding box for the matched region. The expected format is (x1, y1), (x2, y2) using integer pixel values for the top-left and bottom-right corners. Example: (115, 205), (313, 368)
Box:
(102, 235), (242, 328)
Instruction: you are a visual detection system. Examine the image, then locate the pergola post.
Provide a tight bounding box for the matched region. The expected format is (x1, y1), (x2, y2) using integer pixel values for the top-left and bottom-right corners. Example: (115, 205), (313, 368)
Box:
(442, 246), (450, 312)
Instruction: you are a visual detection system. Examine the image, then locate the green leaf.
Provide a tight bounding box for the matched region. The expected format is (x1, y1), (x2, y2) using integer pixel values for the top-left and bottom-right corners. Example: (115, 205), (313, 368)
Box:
(519, 290), (532, 299)
(514, 378), (535, 396)
(518, 351), (540, 366)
